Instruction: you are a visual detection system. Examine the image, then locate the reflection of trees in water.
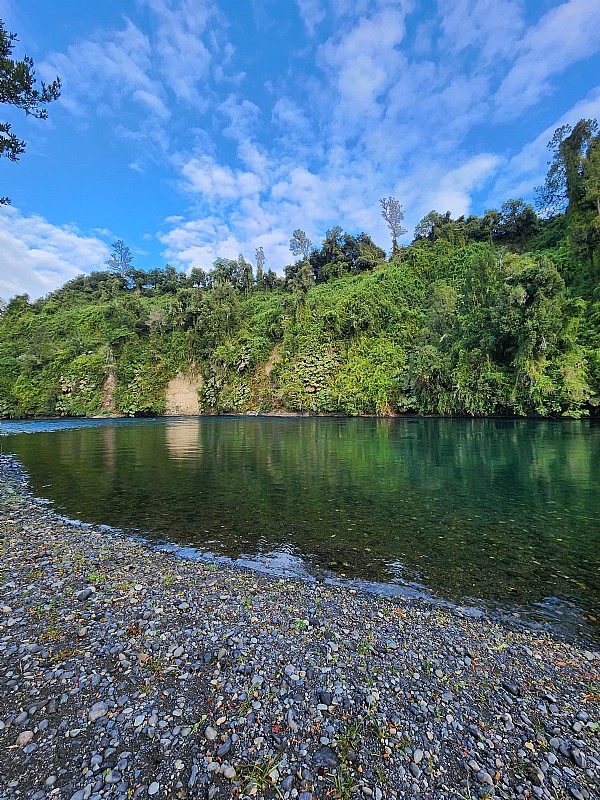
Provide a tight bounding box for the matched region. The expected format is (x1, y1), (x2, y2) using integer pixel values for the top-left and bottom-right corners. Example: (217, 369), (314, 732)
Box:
(8, 419), (599, 621)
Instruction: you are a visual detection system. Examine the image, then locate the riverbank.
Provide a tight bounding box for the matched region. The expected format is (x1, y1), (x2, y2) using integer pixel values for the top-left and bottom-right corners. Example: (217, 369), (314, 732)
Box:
(0, 454), (598, 800)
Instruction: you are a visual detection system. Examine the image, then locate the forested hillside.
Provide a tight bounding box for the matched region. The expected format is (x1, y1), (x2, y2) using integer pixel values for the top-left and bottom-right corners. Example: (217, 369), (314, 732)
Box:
(1, 120), (599, 419)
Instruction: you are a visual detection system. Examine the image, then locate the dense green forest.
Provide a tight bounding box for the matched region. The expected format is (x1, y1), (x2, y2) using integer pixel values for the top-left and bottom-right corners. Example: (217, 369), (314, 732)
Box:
(1, 120), (599, 419)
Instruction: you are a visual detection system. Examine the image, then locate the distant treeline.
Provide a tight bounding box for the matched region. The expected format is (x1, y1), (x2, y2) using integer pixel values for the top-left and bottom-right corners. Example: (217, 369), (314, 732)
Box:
(1, 120), (599, 418)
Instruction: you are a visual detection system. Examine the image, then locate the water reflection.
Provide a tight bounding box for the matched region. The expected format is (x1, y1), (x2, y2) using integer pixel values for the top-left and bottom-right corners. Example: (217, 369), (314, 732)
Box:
(165, 420), (201, 460)
(3, 416), (599, 641)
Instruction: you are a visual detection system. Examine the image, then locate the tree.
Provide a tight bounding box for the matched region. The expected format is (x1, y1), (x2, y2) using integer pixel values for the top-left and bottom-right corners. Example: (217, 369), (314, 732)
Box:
(284, 259), (313, 296)
(289, 229), (313, 261)
(493, 199), (539, 253)
(534, 125), (572, 217)
(255, 246), (265, 287)
(583, 135), (600, 218)
(414, 211), (451, 242)
(1, 19), (61, 204)
(106, 240), (133, 276)
(310, 226), (348, 284)
(380, 196), (407, 256)
(238, 254), (253, 295)
(535, 119), (600, 267)
(535, 120), (598, 217)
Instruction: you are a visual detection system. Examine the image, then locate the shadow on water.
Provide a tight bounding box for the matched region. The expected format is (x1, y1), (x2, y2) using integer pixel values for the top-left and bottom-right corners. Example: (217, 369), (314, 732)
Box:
(3, 416), (600, 642)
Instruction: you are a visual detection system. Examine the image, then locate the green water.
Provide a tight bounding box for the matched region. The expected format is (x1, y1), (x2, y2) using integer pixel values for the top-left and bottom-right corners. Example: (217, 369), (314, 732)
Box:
(3, 416), (599, 640)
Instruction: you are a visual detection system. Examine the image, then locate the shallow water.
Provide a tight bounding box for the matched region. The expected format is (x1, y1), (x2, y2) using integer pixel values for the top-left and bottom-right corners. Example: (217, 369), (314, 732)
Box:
(2, 416), (599, 641)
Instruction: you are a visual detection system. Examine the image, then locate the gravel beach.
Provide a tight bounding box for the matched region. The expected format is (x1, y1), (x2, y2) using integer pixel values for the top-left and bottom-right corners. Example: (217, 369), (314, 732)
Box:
(0, 453), (598, 800)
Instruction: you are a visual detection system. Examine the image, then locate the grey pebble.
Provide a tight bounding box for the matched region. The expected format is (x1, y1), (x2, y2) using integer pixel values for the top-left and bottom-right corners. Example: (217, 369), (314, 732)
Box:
(409, 762), (421, 779)
(216, 739), (231, 757)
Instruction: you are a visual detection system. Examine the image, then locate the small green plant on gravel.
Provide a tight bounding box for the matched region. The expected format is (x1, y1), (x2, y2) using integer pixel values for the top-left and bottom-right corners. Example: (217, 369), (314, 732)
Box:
(368, 719), (387, 743)
(233, 681), (257, 715)
(329, 765), (358, 800)
(191, 714), (208, 732)
(238, 755), (282, 796)
(357, 635), (374, 655)
(143, 656), (164, 675)
(40, 626), (61, 643)
(584, 681), (600, 701)
(163, 573), (174, 586)
(292, 618), (308, 631)
(374, 766), (391, 787)
(451, 783), (474, 800)
(336, 720), (362, 758)
(395, 735), (413, 753)
(88, 571), (106, 584)
(64, 585), (73, 596)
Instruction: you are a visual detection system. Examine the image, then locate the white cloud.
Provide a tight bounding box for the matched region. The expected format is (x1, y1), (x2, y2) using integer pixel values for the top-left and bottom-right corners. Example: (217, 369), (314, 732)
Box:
(0, 207), (109, 301)
(10, 0), (600, 293)
(132, 88), (170, 119)
(219, 94), (261, 142)
(41, 18), (159, 118)
(38, 0), (228, 154)
(438, 0), (525, 63)
(489, 85), (600, 205)
(295, 0), (326, 36)
(180, 154), (263, 201)
(142, 0), (217, 106)
(318, 6), (410, 123)
(495, 0), (600, 117)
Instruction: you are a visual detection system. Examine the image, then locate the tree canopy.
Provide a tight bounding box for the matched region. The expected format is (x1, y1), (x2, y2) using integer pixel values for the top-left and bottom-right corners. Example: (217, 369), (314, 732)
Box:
(1, 119), (599, 420)
(0, 18), (61, 203)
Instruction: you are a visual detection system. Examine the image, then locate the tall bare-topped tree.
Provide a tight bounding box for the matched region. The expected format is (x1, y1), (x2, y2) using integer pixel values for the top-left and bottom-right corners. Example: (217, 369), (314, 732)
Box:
(1, 19), (61, 204)
(106, 240), (133, 276)
(289, 229), (313, 261)
(255, 246), (265, 286)
(380, 196), (407, 257)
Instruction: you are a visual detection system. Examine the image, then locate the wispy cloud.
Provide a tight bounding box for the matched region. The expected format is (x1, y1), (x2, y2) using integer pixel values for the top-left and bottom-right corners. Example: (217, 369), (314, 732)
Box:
(39, 0), (228, 149)
(0, 208), (109, 301)
(438, 0), (525, 64)
(295, 0), (326, 36)
(142, 0), (219, 107)
(494, 0), (600, 117)
(40, 18), (160, 119)
(489, 86), (600, 204)
(317, 5), (411, 127)
(3, 1), (600, 299)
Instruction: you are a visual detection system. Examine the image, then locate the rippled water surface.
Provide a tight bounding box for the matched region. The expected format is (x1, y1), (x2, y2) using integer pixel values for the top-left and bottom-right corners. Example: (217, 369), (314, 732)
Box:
(3, 416), (599, 640)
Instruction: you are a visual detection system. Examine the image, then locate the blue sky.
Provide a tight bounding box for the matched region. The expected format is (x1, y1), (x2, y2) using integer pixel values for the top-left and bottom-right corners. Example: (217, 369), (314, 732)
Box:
(1, 0), (600, 300)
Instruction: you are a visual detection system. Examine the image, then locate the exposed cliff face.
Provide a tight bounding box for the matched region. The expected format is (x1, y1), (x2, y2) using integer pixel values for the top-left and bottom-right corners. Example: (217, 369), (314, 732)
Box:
(101, 372), (116, 411)
(164, 372), (203, 415)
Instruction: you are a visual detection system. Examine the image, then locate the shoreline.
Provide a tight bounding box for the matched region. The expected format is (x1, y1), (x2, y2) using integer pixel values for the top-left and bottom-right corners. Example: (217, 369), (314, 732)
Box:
(0, 454), (598, 800)
(2, 411), (600, 422)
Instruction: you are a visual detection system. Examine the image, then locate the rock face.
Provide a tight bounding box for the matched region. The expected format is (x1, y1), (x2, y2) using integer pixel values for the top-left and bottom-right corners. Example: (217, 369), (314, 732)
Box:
(164, 372), (203, 415)
(101, 371), (116, 411)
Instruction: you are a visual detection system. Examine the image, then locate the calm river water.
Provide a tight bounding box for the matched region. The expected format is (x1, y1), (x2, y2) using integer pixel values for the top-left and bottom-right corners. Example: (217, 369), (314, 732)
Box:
(2, 416), (599, 641)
